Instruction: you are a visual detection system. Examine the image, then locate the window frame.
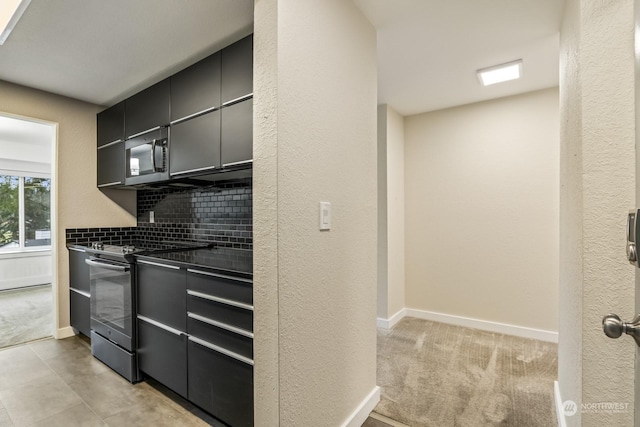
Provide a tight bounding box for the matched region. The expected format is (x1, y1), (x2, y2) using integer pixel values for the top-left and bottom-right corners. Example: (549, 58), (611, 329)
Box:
(0, 171), (51, 255)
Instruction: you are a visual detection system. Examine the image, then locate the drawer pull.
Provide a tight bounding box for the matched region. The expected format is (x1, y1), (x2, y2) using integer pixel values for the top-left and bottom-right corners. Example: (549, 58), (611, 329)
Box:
(187, 268), (252, 284)
(188, 312), (253, 339)
(138, 315), (185, 336)
(70, 287), (90, 298)
(137, 259), (180, 270)
(188, 336), (254, 366)
(187, 290), (253, 311)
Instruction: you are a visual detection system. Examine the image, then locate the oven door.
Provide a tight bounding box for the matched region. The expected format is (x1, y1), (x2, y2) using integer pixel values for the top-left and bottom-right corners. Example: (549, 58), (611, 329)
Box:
(86, 257), (135, 351)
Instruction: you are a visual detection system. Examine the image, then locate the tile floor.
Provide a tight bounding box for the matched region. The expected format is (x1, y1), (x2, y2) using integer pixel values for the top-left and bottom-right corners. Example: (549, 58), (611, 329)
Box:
(0, 336), (224, 427)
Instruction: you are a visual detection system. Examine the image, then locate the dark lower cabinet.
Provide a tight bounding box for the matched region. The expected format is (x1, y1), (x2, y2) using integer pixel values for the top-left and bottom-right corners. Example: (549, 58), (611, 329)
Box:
(137, 318), (188, 398)
(188, 338), (254, 427)
(69, 289), (90, 337)
(69, 248), (90, 337)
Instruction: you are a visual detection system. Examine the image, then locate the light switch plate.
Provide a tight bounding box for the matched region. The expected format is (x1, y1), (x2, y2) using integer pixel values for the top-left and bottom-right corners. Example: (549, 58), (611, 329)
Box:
(320, 202), (331, 231)
(149, 211), (155, 223)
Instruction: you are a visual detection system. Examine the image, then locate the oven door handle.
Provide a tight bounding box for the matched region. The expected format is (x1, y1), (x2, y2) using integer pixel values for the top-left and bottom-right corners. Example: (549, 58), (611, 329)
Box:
(85, 258), (130, 272)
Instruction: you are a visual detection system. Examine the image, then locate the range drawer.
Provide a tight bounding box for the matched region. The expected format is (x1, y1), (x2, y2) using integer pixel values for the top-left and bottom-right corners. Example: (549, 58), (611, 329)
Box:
(188, 338), (253, 427)
(187, 268), (253, 306)
(187, 291), (253, 332)
(187, 313), (253, 360)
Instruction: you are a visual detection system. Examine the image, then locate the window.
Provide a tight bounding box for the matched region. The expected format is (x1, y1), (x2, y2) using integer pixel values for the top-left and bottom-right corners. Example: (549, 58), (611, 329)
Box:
(0, 174), (50, 252)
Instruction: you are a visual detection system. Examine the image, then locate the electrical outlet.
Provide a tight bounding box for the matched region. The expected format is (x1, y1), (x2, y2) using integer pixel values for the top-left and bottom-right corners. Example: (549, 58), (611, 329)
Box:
(319, 202), (331, 231)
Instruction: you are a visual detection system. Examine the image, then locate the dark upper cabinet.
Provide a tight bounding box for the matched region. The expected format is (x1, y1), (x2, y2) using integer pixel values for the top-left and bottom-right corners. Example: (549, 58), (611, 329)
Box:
(97, 141), (124, 187)
(170, 110), (221, 177)
(221, 98), (253, 167)
(221, 35), (253, 104)
(97, 102), (125, 147)
(125, 79), (170, 139)
(171, 53), (221, 122)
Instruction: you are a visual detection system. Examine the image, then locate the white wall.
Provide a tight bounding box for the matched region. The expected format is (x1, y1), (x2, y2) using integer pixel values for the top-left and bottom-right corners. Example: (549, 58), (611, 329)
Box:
(0, 80), (137, 337)
(0, 253), (51, 290)
(559, 1), (635, 426)
(377, 105), (405, 321)
(253, 0), (378, 425)
(404, 88), (559, 334)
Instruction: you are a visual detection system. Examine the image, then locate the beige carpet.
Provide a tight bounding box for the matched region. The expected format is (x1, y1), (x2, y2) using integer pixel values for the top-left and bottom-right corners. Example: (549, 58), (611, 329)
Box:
(0, 285), (52, 349)
(375, 317), (557, 426)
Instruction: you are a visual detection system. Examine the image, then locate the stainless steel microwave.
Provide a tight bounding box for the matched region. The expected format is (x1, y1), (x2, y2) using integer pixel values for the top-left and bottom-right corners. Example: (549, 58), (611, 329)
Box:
(124, 127), (169, 185)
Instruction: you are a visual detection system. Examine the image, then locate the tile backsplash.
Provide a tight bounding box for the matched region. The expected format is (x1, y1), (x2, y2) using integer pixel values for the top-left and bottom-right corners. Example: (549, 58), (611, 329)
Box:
(137, 178), (252, 250)
(66, 178), (253, 250)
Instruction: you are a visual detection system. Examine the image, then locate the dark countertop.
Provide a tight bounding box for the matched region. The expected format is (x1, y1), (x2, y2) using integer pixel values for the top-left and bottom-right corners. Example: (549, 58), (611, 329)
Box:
(136, 247), (253, 278)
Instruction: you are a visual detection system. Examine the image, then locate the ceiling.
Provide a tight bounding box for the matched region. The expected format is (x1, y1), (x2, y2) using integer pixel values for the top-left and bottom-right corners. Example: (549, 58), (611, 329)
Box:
(353, 0), (564, 116)
(0, 0), (563, 116)
(0, 0), (254, 107)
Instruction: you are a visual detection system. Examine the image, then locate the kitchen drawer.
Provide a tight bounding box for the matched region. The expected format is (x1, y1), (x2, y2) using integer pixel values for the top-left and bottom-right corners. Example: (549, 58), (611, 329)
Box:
(137, 260), (186, 330)
(187, 291), (253, 332)
(137, 317), (188, 398)
(187, 313), (253, 360)
(187, 268), (252, 305)
(188, 338), (253, 427)
(69, 248), (90, 293)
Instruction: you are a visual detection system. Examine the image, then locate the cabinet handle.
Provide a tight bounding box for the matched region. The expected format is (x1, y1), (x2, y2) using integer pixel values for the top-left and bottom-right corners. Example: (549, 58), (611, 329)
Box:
(170, 106), (220, 125)
(187, 268), (253, 284)
(98, 181), (123, 188)
(188, 336), (254, 366)
(222, 93), (253, 107)
(137, 315), (185, 336)
(127, 126), (161, 140)
(70, 287), (90, 298)
(187, 312), (253, 339)
(222, 159), (253, 168)
(137, 259), (180, 270)
(170, 165), (217, 177)
(187, 290), (253, 311)
(98, 139), (122, 149)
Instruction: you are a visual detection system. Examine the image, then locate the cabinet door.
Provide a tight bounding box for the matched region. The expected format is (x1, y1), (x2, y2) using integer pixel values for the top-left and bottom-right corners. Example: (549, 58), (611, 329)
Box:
(188, 339), (254, 427)
(220, 98), (253, 168)
(97, 102), (125, 147)
(171, 53), (221, 122)
(138, 318), (188, 398)
(70, 290), (90, 337)
(169, 110), (221, 177)
(137, 260), (186, 331)
(97, 141), (124, 188)
(221, 35), (253, 104)
(69, 249), (89, 293)
(125, 79), (170, 138)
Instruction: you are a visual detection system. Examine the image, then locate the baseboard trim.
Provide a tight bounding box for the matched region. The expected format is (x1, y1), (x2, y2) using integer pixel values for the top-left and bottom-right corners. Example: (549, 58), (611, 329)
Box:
(404, 308), (558, 343)
(377, 308), (407, 329)
(340, 385), (380, 427)
(554, 380), (566, 427)
(55, 326), (76, 340)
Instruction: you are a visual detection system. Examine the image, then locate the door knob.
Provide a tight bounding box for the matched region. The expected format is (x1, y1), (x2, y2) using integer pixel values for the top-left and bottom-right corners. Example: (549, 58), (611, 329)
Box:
(602, 313), (640, 347)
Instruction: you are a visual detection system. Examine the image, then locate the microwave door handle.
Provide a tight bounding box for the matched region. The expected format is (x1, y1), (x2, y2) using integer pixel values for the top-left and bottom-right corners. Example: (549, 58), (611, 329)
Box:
(151, 139), (158, 172)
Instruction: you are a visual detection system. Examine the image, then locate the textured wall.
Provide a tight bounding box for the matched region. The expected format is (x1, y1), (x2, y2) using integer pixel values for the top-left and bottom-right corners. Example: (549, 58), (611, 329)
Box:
(377, 105), (405, 320)
(560, 1), (636, 426)
(254, 0), (378, 424)
(0, 80), (136, 335)
(404, 88), (559, 332)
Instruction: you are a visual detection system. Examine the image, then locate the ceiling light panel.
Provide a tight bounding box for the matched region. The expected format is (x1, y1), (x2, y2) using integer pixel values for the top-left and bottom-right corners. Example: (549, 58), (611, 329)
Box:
(477, 60), (523, 86)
